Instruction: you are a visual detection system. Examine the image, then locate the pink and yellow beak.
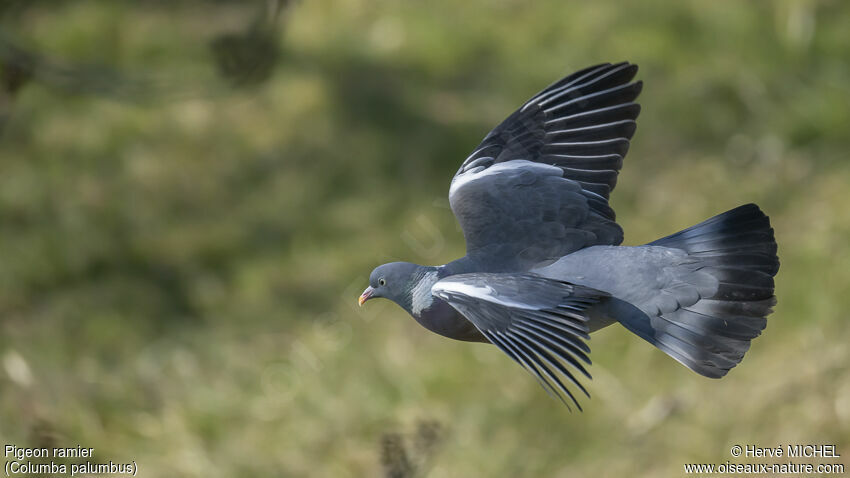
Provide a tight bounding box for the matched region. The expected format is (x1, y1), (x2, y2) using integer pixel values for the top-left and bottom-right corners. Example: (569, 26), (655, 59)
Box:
(358, 286), (375, 307)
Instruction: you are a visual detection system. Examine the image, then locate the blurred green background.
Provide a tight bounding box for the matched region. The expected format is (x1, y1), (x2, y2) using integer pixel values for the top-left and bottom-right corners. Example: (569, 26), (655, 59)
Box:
(1, 1), (849, 476)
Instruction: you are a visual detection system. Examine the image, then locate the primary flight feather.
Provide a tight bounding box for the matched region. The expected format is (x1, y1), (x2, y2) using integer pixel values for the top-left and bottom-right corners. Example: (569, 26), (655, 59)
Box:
(358, 62), (779, 410)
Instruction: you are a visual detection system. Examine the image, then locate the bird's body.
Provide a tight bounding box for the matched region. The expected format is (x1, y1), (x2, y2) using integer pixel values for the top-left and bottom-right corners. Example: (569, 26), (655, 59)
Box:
(360, 62), (778, 409)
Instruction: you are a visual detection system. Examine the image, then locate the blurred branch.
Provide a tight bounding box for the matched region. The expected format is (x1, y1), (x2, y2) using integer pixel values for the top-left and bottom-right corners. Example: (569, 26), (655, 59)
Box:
(0, 30), (189, 103)
(380, 432), (415, 478)
(210, 0), (291, 88)
(0, 0), (292, 101)
(0, 0), (294, 135)
(380, 420), (445, 478)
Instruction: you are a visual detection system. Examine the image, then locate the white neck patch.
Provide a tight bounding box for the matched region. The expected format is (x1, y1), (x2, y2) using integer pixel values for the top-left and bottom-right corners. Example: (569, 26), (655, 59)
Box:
(411, 270), (439, 316)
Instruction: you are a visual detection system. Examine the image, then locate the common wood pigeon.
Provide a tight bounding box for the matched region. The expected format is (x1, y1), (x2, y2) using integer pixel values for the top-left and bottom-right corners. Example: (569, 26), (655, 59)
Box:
(359, 62), (779, 410)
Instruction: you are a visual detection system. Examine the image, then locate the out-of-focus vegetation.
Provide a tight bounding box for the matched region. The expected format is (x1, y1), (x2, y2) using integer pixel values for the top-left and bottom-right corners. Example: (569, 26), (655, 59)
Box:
(1, 1), (849, 476)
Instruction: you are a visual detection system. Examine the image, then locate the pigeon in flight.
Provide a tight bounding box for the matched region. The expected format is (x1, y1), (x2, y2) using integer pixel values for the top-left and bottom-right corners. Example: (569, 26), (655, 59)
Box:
(359, 62), (779, 410)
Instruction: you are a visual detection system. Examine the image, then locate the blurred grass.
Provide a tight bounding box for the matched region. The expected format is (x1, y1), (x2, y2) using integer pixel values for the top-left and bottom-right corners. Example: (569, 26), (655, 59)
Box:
(1, 0), (849, 477)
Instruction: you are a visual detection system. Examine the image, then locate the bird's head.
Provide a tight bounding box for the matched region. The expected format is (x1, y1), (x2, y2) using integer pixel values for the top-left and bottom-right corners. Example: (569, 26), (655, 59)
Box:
(359, 262), (428, 312)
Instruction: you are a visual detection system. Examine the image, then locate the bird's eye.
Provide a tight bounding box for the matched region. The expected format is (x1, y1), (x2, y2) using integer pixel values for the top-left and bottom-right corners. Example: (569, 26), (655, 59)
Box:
(379, 278), (386, 286)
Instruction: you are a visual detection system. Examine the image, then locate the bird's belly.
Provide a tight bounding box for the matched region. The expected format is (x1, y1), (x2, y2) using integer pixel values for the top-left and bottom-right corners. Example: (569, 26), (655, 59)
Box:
(414, 297), (488, 343)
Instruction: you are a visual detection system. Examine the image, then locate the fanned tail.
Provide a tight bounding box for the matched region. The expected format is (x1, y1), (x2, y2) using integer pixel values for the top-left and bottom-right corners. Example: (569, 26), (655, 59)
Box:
(633, 204), (779, 377)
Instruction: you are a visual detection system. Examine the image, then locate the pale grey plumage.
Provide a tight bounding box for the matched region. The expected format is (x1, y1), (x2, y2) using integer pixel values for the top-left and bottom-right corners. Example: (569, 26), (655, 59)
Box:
(361, 62), (779, 409)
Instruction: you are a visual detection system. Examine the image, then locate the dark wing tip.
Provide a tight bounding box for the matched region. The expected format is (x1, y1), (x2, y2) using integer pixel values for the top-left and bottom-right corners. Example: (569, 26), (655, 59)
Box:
(633, 79), (644, 96)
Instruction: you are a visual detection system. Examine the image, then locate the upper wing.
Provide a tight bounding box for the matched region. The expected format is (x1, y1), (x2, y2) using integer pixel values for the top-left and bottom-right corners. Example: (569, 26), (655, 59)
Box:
(451, 62), (641, 269)
(431, 272), (609, 410)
